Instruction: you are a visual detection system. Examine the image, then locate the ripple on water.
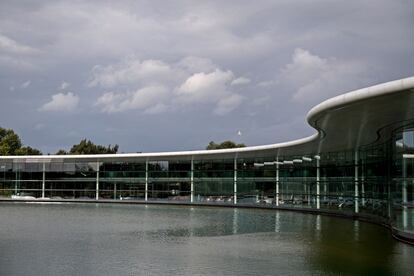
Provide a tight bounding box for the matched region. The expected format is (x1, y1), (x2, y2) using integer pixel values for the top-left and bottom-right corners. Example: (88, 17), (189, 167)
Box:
(0, 203), (412, 276)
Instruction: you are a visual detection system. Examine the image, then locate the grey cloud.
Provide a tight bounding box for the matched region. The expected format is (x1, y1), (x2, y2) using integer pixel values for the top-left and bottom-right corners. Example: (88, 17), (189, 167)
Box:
(0, 33), (39, 55)
(0, 0), (412, 153)
(91, 56), (245, 115)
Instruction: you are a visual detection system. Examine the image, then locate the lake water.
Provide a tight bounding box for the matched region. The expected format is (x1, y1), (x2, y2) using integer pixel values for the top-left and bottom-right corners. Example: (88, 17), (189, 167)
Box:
(0, 202), (413, 275)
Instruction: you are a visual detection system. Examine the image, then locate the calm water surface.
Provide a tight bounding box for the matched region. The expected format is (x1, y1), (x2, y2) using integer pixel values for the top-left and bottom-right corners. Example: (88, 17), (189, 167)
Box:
(0, 202), (413, 275)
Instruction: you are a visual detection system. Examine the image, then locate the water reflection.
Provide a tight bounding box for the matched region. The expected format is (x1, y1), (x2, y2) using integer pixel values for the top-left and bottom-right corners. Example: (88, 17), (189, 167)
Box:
(0, 203), (412, 276)
(275, 211), (280, 233)
(315, 214), (321, 241)
(232, 208), (238, 235)
(354, 220), (360, 242)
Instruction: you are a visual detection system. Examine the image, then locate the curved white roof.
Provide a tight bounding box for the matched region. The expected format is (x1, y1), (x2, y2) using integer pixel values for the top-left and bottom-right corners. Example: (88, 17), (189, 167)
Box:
(2, 76), (414, 162)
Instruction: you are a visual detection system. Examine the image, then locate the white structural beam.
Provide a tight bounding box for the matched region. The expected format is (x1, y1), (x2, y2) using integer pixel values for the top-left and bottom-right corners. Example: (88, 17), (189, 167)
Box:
(42, 162), (46, 198)
(354, 151), (359, 213)
(14, 170), (18, 195)
(276, 158), (279, 207)
(145, 159), (148, 202)
(234, 157), (237, 204)
(190, 158), (194, 203)
(361, 160), (365, 207)
(316, 157), (320, 209)
(95, 161), (100, 200)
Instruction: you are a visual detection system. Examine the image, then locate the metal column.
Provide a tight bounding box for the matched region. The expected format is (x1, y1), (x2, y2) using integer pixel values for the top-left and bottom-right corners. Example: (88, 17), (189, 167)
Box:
(190, 158), (194, 203)
(354, 151), (359, 213)
(95, 161), (99, 200)
(276, 159), (279, 206)
(316, 158), (320, 209)
(145, 159), (148, 202)
(42, 162), (45, 198)
(234, 157), (237, 204)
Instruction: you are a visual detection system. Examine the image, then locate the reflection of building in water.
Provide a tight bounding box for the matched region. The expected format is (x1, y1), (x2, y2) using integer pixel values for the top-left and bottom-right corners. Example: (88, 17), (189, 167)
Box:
(353, 220), (360, 242)
(275, 212), (280, 233)
(232, 208), (238, 235)
(1, 77), (414, 243)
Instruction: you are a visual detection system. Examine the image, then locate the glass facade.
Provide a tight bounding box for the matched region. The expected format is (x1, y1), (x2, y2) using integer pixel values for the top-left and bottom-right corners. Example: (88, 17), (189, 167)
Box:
(0, 126), (413, 242)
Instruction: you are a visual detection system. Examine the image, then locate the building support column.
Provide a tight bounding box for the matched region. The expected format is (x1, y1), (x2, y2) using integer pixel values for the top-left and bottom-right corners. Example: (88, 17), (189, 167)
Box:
(95, 161), (100, 200)
(305, 168), (310, 206)
(234, 157), (237, 204)
(14, 168), (18, 195)
(276, 159), (279, 206)
(42, 162), (45, 198)
(402, 157), (408, 229)
(361, 160), (365, 207)
(145, 160), (148, 202)
(354, 151), (359, 214)
(316, 158), (320, 209)
(190, 158), (194, 203)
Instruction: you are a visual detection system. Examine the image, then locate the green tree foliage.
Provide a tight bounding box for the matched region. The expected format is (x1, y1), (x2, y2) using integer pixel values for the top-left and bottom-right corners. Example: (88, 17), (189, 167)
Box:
(56, 139), (119, 155)
(15, 146), (43, 155)
(206, 140), (246, 150)
(0, 127), (42, 155)
(55, 149), (68, 155)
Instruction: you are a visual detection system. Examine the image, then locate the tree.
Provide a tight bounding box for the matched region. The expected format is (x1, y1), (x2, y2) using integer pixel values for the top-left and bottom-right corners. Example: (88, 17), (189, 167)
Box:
(56, 139), (119, 155)
(0, 127), (42, 155)
(206, 140), (246, 150)
(55, 149), (68, 155)
(15, 146), (42, 156)
(0, 130), (21, 155)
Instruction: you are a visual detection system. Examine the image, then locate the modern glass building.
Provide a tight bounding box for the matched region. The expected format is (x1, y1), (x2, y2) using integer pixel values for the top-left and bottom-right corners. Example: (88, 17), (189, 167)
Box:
(1, 77), (414, 243)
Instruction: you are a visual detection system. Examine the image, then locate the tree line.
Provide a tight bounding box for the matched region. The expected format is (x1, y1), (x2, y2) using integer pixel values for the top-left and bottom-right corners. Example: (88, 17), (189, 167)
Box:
(0, 127), (118, 155)
(206, 140), (245, 150)
(0, 127), (42, 155)
(1, 126), (245, 155)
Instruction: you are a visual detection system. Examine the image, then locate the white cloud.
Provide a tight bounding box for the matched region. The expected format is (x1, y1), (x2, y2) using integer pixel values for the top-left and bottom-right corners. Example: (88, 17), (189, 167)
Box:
(20, 80), (31, 89)
(175, 69), (244, 115)
(214, 94), (245, 115)
(89, 58), (173, 88)
(92, 58), (246, 115)
(0, 33), (38, 55)
(279, 48), (371, 103)
(177, 69), (234, 102)
(39, 92), (79, 112)
(0, 34), (39, 72)
(95, 85), (168, 113)
(59, 81), (70, 90)
(94, 92), (124, 113)
(231, 77), (250, 86)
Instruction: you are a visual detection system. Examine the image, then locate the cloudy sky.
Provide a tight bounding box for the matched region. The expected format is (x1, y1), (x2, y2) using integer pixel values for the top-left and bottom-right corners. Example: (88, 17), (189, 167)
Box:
(0, 0), (413, 154)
